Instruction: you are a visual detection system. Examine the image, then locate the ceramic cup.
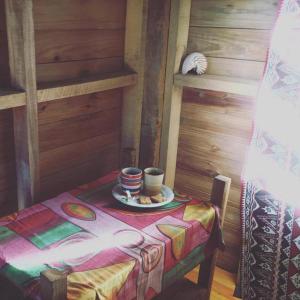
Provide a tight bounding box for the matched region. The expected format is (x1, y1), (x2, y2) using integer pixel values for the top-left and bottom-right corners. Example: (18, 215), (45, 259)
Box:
(144, 167), (164, 196)
(120, 167), (143, 196)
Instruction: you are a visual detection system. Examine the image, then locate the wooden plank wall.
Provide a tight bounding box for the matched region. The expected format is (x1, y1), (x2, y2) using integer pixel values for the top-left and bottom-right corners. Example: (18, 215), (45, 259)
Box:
(175, 0), (279, 272)
(0, 0), (126, 215)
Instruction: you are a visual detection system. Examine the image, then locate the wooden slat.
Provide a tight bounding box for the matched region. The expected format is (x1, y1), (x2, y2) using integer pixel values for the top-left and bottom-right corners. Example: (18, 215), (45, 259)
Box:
(40, 144), (119, 200)
(33, 0), (126, 30)
(182, 88), (254, 117)
(5, 0), (40, 209)
(38, 89), (122, 125)
(139, 0), (171, 168)
(159, 0), (191, 188)
(174, 74), (259, 97)
(190, 0), (278, 30)
(0, 189), (17, 217)
(0, 110), (15, 163)
(121, 0), (148, 166)
(175, 87), (254, 272)
(188, 27), (270, 62)
(37, 71), (137, 103)
(40, 132), (119, 177)
(205, 57), (265, 81)
(35, 29), (124, 64)
(36, 57), (124, 84)
(39, 107), (121, 152)
(0, 29), (10, 88)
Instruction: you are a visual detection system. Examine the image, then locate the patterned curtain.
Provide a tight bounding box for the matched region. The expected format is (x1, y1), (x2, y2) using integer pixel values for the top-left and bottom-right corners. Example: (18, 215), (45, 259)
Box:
(240, 0), (300, 299)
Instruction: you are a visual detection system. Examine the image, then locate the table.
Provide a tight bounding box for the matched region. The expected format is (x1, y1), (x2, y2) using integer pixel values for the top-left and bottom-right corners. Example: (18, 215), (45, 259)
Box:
(0, 171), (221, 300)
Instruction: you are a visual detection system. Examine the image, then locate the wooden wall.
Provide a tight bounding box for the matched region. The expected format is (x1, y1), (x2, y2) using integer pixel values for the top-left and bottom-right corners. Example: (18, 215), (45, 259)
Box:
(175, 0), (279, 272)
(0, 0), (126, 215)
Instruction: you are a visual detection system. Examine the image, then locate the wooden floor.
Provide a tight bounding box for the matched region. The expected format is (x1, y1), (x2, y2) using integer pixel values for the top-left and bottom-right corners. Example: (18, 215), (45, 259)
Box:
(156, 266), (239, 300)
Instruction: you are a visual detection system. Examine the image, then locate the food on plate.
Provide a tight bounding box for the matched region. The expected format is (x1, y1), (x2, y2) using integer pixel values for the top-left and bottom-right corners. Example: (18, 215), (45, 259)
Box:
(139, 195), (152, 204)
(150, 193), (166, 203)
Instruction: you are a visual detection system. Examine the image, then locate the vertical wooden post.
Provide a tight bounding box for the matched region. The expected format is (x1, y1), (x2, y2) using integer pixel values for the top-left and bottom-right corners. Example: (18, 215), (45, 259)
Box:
(159, 0), (191, 188)
(139, 0), (171, 169)
(198, 175), (231, 300)
(121, 0), (148, 167)
(5, 0), (40, 209)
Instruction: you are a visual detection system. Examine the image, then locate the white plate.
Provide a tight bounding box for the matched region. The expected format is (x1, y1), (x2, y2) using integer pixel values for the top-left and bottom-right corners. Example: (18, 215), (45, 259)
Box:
(112, 184), (174, 208)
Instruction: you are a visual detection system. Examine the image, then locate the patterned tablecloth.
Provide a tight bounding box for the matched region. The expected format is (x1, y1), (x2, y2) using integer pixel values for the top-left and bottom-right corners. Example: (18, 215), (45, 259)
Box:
(0, 171), (221, 300)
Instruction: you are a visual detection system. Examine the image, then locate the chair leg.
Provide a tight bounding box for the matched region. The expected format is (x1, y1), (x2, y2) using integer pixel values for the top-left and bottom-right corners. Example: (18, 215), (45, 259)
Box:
(197, 250), (218, 300)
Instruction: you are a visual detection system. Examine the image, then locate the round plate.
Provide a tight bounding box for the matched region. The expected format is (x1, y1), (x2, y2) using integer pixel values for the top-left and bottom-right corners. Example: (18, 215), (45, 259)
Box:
(112, 184), (174, 208)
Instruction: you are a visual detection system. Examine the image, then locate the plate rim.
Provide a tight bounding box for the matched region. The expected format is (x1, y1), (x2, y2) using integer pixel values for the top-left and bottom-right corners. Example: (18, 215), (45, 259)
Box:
(112, 184), (174, 208)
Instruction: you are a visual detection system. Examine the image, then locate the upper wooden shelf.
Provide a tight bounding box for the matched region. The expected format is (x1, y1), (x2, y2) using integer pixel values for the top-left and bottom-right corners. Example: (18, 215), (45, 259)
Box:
(174, 74), (259, 97)
(0, 70), (137, 110)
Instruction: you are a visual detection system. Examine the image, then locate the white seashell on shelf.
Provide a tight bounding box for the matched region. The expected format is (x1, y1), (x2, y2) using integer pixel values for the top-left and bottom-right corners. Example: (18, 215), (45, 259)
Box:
(181, 52), (208, 75)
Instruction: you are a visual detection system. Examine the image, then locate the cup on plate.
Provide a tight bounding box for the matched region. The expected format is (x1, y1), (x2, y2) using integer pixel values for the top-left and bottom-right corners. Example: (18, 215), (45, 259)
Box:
(119, 167), (143, 196)
(143, 167), (164, 196)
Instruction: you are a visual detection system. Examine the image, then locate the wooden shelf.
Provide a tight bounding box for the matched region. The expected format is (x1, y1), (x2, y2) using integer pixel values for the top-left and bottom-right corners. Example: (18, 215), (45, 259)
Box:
(0, 89), (26, 110)
(174, 73), (259, 97)
(37, 70), (137, 103)
(0, 70), (137, 111)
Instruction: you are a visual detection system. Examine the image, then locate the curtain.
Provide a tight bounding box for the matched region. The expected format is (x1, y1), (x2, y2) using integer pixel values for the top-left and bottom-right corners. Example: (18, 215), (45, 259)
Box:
(240, 0), (300, 299)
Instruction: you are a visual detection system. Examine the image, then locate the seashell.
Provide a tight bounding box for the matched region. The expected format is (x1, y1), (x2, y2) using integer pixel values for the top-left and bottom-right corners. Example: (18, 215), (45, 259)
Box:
(181, 52), (208, 75)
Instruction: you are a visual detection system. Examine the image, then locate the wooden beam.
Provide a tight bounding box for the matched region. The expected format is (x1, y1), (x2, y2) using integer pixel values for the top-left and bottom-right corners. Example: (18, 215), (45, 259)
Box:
(121, 0), (148, 167)
(5, 0), (40, 209)
(139, 0), (171, 169)
(174, 74), (259, 97)
(159, 0), (191, 188)
(40, 270), (67, 300)
(37, 71), (137, 103)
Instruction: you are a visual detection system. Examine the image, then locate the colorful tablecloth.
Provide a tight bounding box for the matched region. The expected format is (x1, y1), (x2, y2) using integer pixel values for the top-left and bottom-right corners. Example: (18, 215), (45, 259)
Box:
(0, 171), (221, 300)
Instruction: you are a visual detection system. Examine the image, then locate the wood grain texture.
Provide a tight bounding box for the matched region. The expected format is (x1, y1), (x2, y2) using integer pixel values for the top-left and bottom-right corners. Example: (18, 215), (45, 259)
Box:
(40, 269), (67, 300)
(40, 132), (119, 178)
(0, 2), (10, 87)
(175, 88), (255, 272)
(33, 0), (126, 30)
(37, 71), (136, 103)
(156, 266), (239, 300)
(188, 27), (270, 62)
(0, 0), (126, 218)
(39, 107), (121, 152)
(0, 72), (131, 111)
(139, 0), (170, 168)
(0, 89), (26, 109)
(190, 0), (278, 29)
(121, 0), (148, 167)
(36, 57), (124, 84)
(174, 74), (259, 97)
(5, 0), (40, 209)
(38, 89), (122, 125)
(159, 0), (191, 188)
(205, 57), (265, 81)
(40, 144), (119, 201)
(0, 30), (10, 87)
(35, 29), (124, 64)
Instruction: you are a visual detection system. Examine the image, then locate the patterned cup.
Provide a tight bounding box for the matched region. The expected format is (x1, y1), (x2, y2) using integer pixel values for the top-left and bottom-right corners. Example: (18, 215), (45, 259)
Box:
(119, 167), (143, 196)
